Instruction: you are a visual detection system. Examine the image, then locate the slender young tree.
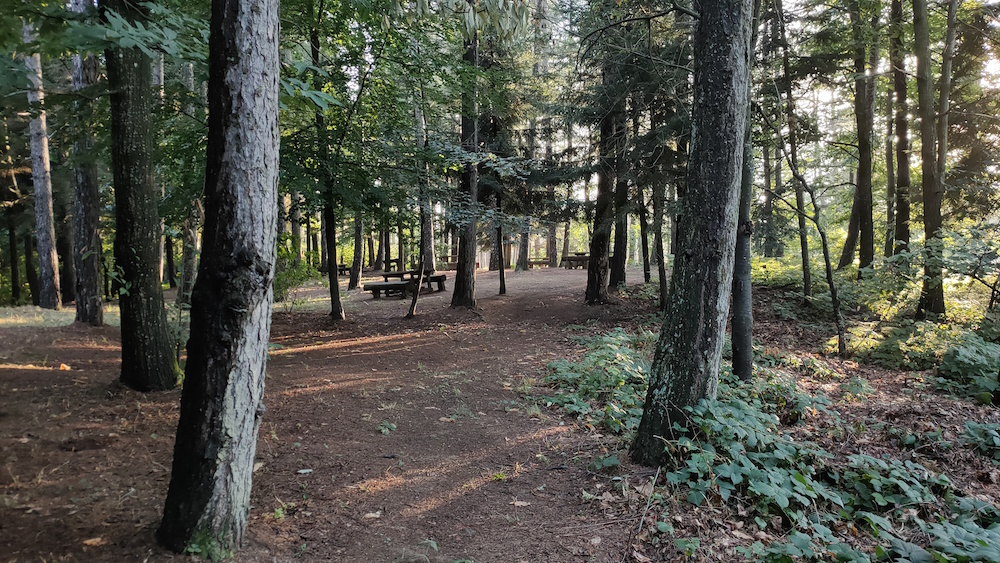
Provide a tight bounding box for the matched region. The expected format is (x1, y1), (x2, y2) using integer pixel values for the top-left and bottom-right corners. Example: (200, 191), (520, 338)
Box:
(103, 0), (179, 391)
(157, 0), (279, 553)
(889, 0), (910, 255)
(585, 61), (621, 305)
(632, 0), (753, 464)
(22, 22), (61, 310)
(849, 0), (878, 273)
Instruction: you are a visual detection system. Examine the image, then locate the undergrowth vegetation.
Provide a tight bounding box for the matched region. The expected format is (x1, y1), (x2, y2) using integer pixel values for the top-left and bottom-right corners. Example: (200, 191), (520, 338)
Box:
(541, 327), (1000, 562)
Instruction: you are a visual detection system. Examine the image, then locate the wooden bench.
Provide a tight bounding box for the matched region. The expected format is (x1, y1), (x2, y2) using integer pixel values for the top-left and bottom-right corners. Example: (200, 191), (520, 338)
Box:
(362, 280), (414, 299)
(562, 255), (589, 269)
(527, 259), (550, 268)
(422, 273), (447, 292)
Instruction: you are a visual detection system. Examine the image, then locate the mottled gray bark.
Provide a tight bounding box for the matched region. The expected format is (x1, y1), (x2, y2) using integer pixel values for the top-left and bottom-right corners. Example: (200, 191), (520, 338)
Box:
(23, 22), (61, 310)
(104, 0), (178, 391)
(451, 34), (479, 309)
(157, 0), (279, 554)
(70, 0), (104, 326)
(632, 0), (753, 465)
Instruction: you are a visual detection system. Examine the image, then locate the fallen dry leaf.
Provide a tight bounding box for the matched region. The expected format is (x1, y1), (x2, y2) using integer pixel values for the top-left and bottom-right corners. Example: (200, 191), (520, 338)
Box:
(82, 537), (105, 547)
(510, 500), (530, 507)
(363, 510), (382, 519)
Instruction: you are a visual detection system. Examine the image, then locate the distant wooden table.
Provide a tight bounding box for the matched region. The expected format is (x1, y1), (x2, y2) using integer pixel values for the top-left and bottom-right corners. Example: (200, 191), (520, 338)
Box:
(562, 255), (589, 269)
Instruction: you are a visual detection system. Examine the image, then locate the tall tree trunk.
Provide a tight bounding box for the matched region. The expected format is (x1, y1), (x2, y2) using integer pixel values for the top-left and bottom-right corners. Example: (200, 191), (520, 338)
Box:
(914, 0), (946, 317)
(516, 219), (529, 271)
(57, 203), (77, 305)
(325, 205), (345, 319)
(884, 87), (895, 258)
(25, 235), (39, 305)
(104, 0), (179, 391)
(451, 33), (479, 309)
(373, 217), (385, 270)
(778, 2), (810, 297)
(890, 0), (910, 255)
(608, 151), (628, 291)
(164, 236), (177, 288)
(761, 139), (776, 257)
(637, 187), (651, 283)
(631, 0), (753, 465)
(650, 110), (668, 310)
(397, 220), (406, 271)
(157, 0), (279, 550)
(497, 224), (506, 295)
(290, 191), (302, 265)
(178, 200), (202, 306)
(838, 170), (860, 269)
(22, 22), (61, 310)
(732, 0), (761, 383)
(7, 215), (20, 303)
(585, 62), (620, 305)
(349, 211), (362, 289)
(850, 0), (877, 273)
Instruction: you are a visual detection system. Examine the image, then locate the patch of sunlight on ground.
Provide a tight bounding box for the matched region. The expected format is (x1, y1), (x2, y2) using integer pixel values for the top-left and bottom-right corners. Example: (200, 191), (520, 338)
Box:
(0, 304), (122, 328)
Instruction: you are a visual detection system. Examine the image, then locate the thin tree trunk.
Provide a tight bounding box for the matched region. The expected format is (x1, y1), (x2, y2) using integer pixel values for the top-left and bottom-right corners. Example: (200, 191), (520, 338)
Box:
(157, 0), (279, 550)
(7, 214), (20, 303)
(348, 211), (362, 289)
(778, 4), (810, 297)
(838, 171), (860, 269)
(637, 187), (651, 283)
(57, 203), (77, 305)
(761, 138), (775, 257)
(25, 235), (40, 305)
(22, 22), (61, 310)
(890, 0), (910, 255)
(516, 219), (529, 271)
(290, 191), (302, 265)
(497, 224), (506, 295)
(609, 155), (628, 290)
(104, 0), (179, 391)
(632, 0), (753, 465)
(884, 86), (895, 258)
(164, 236), (177, 288)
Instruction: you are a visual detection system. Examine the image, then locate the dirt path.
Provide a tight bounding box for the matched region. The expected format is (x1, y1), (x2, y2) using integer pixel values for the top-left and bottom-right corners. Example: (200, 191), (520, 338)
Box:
(0, 267), (648, 562)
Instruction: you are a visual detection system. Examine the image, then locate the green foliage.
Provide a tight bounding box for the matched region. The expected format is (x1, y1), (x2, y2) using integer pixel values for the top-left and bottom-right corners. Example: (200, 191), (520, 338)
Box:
(273, 246), (318, 303)
(541, 328), (655, 434)
(937, 333), (1000, 398)
(376, 420), (396, 435)
(962, 422), (1000, 462)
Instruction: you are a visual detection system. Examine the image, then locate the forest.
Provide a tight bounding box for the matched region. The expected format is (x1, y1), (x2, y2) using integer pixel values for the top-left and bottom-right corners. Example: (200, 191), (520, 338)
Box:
(1, 0), (1000, 560)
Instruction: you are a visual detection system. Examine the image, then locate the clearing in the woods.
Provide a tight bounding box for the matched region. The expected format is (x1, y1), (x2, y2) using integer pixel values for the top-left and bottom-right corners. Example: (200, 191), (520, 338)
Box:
(1, 268), (998, 562)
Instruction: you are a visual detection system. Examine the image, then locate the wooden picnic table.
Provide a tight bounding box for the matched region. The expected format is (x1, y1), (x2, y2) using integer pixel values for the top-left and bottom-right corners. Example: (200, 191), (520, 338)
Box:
(337, 263), (349, 276)
(365, 270), (448, 299)
(562, 255), (589, 269)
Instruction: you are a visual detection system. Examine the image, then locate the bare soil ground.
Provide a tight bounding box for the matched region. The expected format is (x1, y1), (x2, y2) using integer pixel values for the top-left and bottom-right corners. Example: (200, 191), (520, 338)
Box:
(0, 267), (646, 562)
(1, 268), (998, 562)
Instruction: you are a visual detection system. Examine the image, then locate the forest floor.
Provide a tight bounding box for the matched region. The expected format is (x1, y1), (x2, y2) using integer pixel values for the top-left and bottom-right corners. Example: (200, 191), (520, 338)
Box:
(1, 266), (998, 562)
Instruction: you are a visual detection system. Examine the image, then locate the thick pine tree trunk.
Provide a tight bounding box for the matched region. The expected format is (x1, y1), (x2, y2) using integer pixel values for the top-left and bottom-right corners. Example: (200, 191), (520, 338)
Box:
(325, 205), (346, 320)
(890, 0), (910, 255)
(104, 0), (178, 391)
(608, 164), (628, 291)
(23, 22), (61, 310)
(516, 220), (529, 271)
(157, 0), (279, 554)
(914, 0), (946, 317)
(632, 0), (752, 465)
(57, 203), (77, 306)
(451, 34), (479, 309)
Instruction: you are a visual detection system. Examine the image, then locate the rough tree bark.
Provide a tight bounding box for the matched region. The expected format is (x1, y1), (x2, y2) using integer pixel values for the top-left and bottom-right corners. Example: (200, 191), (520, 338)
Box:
(914, 0), (946, 317)
(451, 32), (479, 309)
(157, 0), (279, 554)
(631, 0), (753, 465)
(849, 0), (877, 273)
(585, 61), (621, 305)
(349, 211), (362, 290)
(22, 22), (61, 310)
(103, 0), (179, 391)
(890, 0), (910, 255)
